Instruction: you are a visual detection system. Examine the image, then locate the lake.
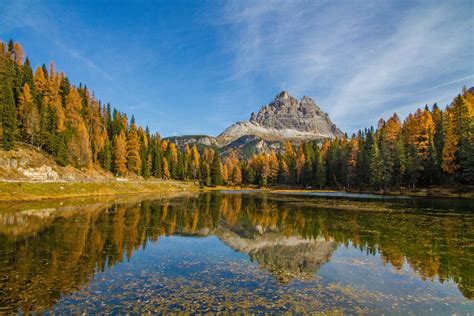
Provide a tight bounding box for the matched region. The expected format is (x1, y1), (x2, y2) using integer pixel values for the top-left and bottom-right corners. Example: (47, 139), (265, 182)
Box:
(0, 191), (473, 314)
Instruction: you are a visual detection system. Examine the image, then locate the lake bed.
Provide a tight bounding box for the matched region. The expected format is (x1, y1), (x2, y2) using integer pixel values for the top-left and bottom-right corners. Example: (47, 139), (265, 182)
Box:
(1, 192), (473, 314)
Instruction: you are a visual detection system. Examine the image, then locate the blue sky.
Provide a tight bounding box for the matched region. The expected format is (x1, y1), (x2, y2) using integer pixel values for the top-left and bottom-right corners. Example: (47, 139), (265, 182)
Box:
(1, 0), (473, 137)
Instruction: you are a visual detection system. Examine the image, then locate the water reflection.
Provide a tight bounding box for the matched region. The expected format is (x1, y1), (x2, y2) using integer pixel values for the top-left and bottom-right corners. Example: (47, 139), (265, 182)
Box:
(0, 192), (472, 313)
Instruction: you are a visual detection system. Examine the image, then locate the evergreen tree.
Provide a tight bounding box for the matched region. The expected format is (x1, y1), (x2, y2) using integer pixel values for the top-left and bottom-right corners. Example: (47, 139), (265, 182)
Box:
(0, 81), (18, 150)
(210, 150), (223, 186)
(369, 141), (384, 190)
(394, 134), (407, 187)
(313, 146), (326, 189)
(100, 139), (112, 171)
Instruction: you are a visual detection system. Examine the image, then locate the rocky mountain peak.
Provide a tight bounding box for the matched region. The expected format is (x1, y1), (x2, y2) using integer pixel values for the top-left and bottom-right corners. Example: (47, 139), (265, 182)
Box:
(246, 91), (341, 135)
(276, 90), (290, 101)
(168, 91), (343, 156)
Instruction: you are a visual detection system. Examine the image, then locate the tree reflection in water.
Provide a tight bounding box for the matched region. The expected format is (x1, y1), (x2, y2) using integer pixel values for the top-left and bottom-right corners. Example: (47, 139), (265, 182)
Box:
(0, 192), (472, 313)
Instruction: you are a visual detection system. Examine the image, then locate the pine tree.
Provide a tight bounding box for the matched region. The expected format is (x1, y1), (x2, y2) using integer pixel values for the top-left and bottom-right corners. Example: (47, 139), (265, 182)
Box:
(177, 151), (185, 180)
(199, 158), (210, 186)
(100, 139), (112, 171)
(143, 154), (152, 179)
(313, 149), (326, 189)
(0, 81), (18, 150)
(151, 136), (163, 178)
(457, 90), (474, 183)
(394, 134), (407, 187)
(53, 133), (68, 166)
(369, 141), (384, 190)
(346, 135), (359, 188)
(210, 150), (223, 186)
(22, 58), (34, 90)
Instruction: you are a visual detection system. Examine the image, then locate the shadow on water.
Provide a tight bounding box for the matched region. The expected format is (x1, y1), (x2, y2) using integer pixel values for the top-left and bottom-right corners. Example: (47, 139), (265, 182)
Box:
(0, 192), (472, 313)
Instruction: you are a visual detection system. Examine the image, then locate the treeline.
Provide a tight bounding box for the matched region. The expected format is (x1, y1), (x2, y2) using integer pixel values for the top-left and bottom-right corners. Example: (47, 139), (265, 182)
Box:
(0, 39), (213, 181)
(1, 39), (473, 189)
(238, 89), (473, 189)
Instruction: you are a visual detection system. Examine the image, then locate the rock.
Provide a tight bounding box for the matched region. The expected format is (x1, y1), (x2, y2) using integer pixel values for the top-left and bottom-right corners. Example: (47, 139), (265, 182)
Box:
(217, 224), (336, 283)
(22, 165), (59, 181)
(164, 135), (219, 151)
(217, 91), (342, 146)
(167, 91), (343, 157)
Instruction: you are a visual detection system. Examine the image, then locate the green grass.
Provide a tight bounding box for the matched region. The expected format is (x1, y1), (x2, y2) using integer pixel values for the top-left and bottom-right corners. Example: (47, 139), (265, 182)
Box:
(0, 180), (200, 201)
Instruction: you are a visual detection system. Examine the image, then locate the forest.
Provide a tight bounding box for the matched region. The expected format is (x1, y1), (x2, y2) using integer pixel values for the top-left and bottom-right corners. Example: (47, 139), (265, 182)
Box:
(1, 39), (473, 190)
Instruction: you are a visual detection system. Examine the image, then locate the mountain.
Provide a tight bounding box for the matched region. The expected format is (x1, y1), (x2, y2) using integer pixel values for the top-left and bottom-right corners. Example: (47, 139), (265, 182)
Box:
(166, 91), (342, 156)
(165, 135), (218, 151)
(217, 91), (342, 146)
(216, 224), (336, 283)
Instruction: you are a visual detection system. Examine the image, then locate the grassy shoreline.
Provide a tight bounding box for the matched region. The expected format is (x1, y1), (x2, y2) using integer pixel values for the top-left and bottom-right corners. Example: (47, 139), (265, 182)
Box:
(0, 181), (472, 202)
(0, 180), (201, 202)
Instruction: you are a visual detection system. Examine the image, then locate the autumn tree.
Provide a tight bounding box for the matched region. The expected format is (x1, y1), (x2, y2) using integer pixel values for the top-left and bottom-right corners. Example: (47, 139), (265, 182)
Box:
(191, 144), (200, 179)
(18, 83), (39, 145)
(127, 118), (141, 174)
(113, 131), (127, 175)
(233, 164), (243, 186)
(64, 87), (91, 167)
(163, 157), (170, 179)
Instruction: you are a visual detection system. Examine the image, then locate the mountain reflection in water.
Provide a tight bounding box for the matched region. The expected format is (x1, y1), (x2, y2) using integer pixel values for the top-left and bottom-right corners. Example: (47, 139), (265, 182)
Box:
(0, 192), (472, 314)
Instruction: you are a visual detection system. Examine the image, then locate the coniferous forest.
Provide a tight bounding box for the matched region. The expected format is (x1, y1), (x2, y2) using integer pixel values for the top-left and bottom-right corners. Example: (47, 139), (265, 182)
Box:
(1, 39), (473, 190)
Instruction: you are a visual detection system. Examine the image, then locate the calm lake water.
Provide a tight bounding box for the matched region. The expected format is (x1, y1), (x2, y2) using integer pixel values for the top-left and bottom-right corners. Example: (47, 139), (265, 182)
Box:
(0, 192), (473, 314)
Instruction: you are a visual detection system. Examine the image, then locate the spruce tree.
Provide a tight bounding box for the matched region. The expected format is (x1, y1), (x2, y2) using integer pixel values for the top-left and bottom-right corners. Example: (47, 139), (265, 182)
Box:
(211, 150), (222, 186)
(0, 81), (18, 150)
(100, 139), (112, 171)
(369, 141), (384, 190)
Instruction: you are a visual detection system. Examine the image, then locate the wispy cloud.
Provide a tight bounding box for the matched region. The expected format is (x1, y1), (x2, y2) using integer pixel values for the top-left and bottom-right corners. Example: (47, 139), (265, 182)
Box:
(217, 0), (474, 132)
(53, 40), (113, 81)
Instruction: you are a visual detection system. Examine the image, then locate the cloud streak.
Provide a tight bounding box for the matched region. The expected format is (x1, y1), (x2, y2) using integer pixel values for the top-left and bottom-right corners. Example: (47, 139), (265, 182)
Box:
(218, 0), (474, 133)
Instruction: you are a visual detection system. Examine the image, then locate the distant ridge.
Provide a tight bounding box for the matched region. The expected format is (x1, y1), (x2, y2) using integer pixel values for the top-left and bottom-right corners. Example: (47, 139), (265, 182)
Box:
(166, 91), (342, 157)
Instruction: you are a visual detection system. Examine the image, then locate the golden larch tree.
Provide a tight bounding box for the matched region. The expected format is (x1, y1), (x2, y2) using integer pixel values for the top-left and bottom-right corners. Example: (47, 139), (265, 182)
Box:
(113, 131), (127, 175)
(162, 157), (170, 179)
(127, 121), (141, 174)
(18, 84), (40, 145)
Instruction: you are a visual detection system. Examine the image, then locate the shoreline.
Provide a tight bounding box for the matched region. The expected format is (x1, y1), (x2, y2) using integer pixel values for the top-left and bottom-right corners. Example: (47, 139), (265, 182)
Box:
(0, 180), (201, 202)
(268, 187), (474, 199)
(0, 181), (472, 202)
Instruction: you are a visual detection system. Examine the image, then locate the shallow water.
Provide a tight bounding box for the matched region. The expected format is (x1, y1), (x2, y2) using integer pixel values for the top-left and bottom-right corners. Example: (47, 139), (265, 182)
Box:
(0, 192), (473, 314)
